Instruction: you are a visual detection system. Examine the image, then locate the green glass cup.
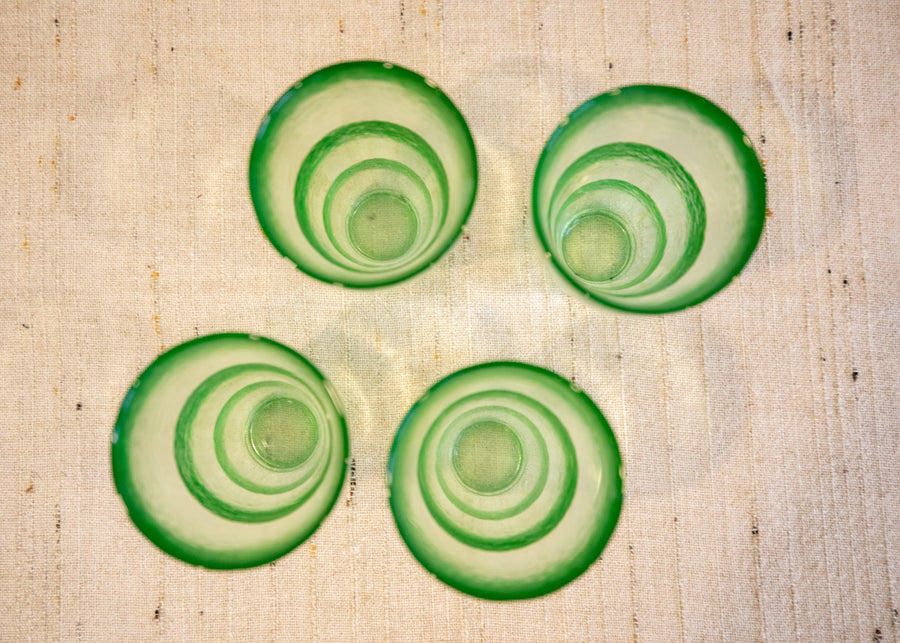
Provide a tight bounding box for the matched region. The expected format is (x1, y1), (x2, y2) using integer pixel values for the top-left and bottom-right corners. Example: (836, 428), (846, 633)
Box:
(388, 363), (623, 600)
(533, 85), (766, 313)
(250, 61), (477, 287)
(112, 334), (348, 569)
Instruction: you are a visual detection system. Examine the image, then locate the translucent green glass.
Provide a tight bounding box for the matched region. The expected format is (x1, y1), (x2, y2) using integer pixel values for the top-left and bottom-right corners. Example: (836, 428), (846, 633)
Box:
(250, 61), (478, 287)
(388, 363), (623, 600)
(111, 334), (347, 569)
(533, 85), (766, 313)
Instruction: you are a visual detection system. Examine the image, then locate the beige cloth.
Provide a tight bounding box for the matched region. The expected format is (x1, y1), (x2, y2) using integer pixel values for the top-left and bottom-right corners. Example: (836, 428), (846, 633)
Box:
(2, 1), (898, 641)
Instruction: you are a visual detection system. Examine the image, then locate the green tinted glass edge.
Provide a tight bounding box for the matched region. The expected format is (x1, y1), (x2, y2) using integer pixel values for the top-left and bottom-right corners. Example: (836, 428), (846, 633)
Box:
(533, 84), (766, 314)
(249, 61), (478, 288)
(111, 333), (349, 569)
(388, 362), (623, 600)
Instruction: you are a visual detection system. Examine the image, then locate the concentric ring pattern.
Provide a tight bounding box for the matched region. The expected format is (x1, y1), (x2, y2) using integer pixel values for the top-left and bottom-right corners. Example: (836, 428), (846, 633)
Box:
(112, 334), (348, 569)
(388, 363), (623, 600)
(250, 61), (477, 287)
(534, 85), (766, 313)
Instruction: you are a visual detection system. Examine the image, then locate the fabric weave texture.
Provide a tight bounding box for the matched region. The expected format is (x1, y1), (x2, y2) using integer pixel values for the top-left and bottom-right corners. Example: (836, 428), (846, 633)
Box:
(1, 1), (898, 641)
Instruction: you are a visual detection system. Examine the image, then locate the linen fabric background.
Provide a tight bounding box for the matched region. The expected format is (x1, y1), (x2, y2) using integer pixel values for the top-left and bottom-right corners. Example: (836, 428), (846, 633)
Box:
(1, 1), (898, 641)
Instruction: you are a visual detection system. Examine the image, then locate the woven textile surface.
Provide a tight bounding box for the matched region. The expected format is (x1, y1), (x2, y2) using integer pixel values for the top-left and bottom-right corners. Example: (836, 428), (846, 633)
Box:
(1, 1), (898, 640)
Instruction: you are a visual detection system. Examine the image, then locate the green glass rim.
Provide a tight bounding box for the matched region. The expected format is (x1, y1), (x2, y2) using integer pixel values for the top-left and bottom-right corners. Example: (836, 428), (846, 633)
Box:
(111, 333), (349, 569)
(388, 361), (623, 600)
(533, 84), (766, 314)
(249, 60), (479, 288)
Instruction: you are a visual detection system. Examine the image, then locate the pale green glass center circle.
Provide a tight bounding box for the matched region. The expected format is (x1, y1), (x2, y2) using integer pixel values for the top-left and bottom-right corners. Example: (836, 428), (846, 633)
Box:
(562, 212), (633, 282)
(451, 421), (524, 494)
(348, 191), (418, 261)
(248, 398), (319, 470)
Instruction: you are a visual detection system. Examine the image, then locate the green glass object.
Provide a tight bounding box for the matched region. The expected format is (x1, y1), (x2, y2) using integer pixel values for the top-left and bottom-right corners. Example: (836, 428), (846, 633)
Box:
(112, 334), (348, 569)
(249, 61), (477, 287)
(533, 85), (766, 313)
(388, 363), (623, 600)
